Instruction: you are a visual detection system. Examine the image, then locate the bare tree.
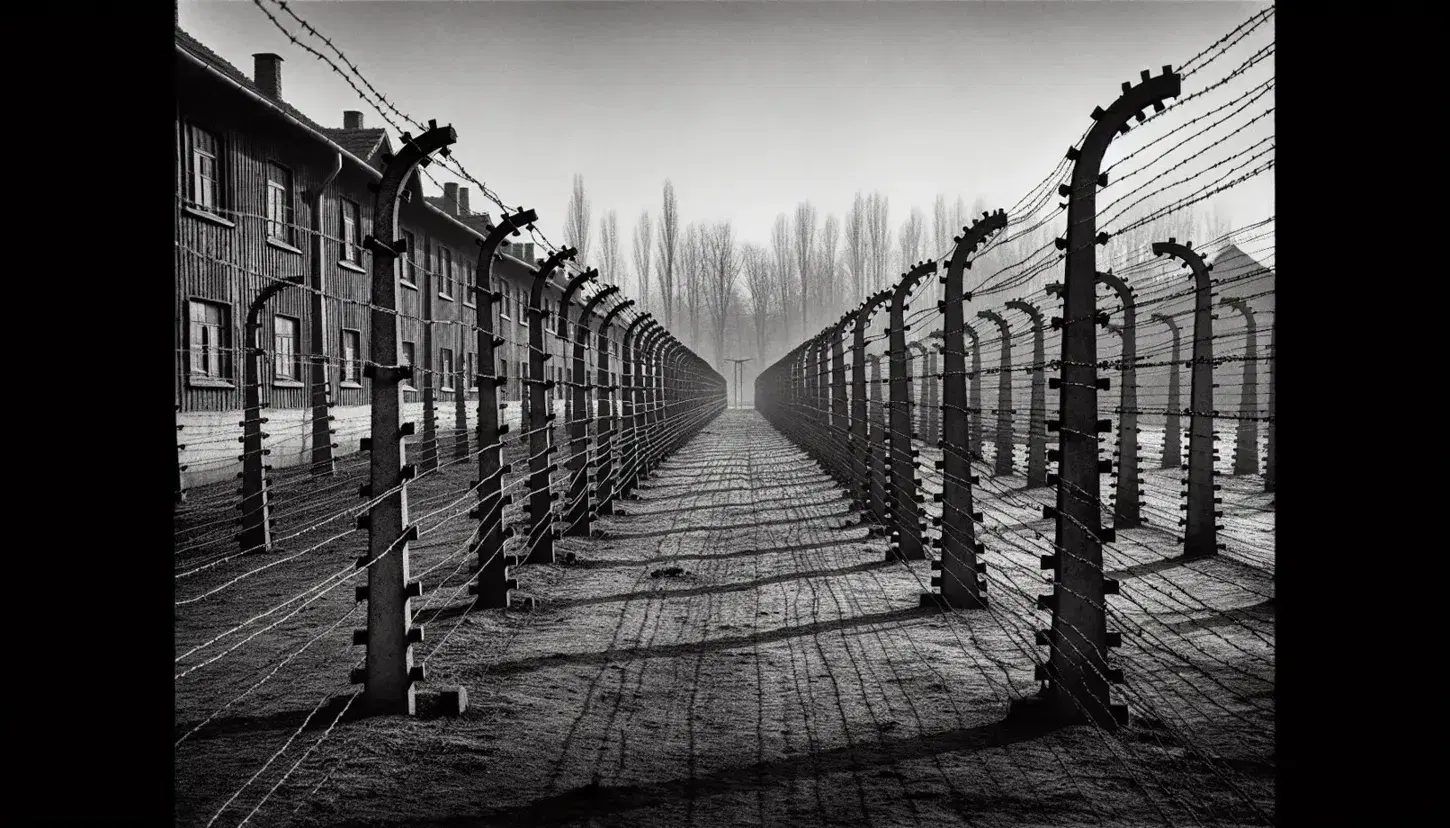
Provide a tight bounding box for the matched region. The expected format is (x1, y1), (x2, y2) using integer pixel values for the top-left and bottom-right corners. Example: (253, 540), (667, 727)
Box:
(866, 192), (891, 290)
(682, 222), (705, 349)
(845, 193), (867, 305)
(771, 213), (793, 343)
(741, 243), (775, 363)
(1200, 200), (1234, 247)
(793, 201), (818, 334)
(969, 195), (988, 224)
(1116, 194), (1163, 270)
(599, 210), (620, 290)
(931, 195), (960, 304)
(656, 180), (679, 328)
(819, 214), (840, 320)
(564, 173), (591, 265)
(897, 207), (925, 275)
(703, 221), (741, 367)
(632, 210), (653, 313)
(930, 194), (950, 301)
(932, 194), (951, 254)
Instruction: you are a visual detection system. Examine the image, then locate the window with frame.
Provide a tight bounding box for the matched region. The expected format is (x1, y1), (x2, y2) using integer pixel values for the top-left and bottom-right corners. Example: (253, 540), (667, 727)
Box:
(401, 341), (416, 389)
(440, 348), (455, 391)
(439, 247), (454, 299)
(340, 329), (362, 385)
(466, 352), (477, 390)
(265, 162), (294, 244)
(188, 299), (232, 382)
(499, 359), (509, 400)
(186, 123), (223, 214)
(402, 231), (418, 285)
(273, 315), (301, 382)
(339, 199), (361, 264)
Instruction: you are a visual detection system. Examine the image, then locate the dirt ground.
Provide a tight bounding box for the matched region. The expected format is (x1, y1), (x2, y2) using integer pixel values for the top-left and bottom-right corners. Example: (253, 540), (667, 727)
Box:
(174, 410), (1273, 828)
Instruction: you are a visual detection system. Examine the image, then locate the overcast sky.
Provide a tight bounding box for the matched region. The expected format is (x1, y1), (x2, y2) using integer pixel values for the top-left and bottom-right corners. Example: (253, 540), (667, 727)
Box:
(178, 0), (1273, 264)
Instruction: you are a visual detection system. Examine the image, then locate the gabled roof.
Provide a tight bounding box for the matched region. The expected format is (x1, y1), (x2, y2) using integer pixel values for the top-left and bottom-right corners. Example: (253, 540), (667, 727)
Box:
(321, 128), (389, 166)
(176, 27), (334, 138)
(458, 214), (494, 235)
(1209, 243), (1273, 279)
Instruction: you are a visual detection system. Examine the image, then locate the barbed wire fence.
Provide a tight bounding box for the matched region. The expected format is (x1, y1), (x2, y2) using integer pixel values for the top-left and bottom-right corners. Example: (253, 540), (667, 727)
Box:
(175, 3), (726, 823)
(174, 2), (1278, 825)
(757, 5), (1275, 825)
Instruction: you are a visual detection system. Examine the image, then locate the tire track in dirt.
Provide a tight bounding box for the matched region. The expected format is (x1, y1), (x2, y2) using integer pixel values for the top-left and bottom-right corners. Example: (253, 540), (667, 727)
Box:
(542, 440), (731, 796)
(744, 438), (777, 828)
(799, 544), (930, 825)
(768, 454), (836, 824)
(621, 447), (740, 734)
(601, 443), (738, 825)
(774, 451), (921, 826)
(637, 431), (796, 826)
(724, 421), (902, 826)
(510, 435), (741, 828)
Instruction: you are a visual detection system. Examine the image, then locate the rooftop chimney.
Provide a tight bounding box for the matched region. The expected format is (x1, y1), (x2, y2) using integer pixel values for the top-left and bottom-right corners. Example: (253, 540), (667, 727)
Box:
(343, 110), (364, 130)
(443, 183), (460, 216)
(252, 53), (283, 101)
(457, 187), (470, 216)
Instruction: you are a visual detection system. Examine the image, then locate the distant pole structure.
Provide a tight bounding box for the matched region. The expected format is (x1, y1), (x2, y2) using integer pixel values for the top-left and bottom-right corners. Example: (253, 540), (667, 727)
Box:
(925, 209), (1006, 610)
(593, 299), (635, 517)
(1220, 297), (1260, 476)
(1006, 299), (1049, 488)
(965, 324), (983, 460)
(1152, 312), (1183, 470)
(977, 309), (1014, 478)
(468, 208), (536, 610)
(525, 246), (578, 565)
(888, 260), (939, 562)
(565, 281), (617, 538)
(1153, 238), (1222, 561)
(853, 290), (893, 521)
(1094, 269), (1142, 530)
(239, 275), (304, 556)
(725, 357), (753, 409)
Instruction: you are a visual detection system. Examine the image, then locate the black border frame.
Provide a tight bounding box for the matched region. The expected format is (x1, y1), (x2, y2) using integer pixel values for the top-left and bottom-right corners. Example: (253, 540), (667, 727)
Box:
(11, 2), (1437, 825)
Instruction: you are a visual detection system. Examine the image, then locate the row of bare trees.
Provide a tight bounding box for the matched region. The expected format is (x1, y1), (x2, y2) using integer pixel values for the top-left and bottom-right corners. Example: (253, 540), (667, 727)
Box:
(558, 173), (1232, 389)
(561, 175), (988, 373)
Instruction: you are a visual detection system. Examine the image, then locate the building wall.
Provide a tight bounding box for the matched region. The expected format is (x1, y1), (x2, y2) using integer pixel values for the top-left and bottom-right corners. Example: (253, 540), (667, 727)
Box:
(175, 60), (639, 495)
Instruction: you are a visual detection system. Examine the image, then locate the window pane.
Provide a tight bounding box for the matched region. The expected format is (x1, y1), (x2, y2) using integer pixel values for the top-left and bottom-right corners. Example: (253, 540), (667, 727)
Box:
(274, 316), (298, 380)
(188, 300), (230, 379)
(340, 201), (359, 262)
(404, 231), (416, 281)
(341, 330), (356, 382)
